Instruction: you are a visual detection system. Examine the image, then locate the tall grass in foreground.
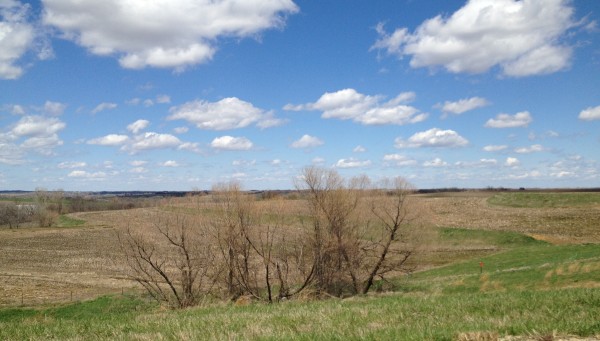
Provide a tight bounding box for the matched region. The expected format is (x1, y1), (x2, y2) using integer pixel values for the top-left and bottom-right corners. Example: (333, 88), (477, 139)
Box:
(1, 288), (599, 340)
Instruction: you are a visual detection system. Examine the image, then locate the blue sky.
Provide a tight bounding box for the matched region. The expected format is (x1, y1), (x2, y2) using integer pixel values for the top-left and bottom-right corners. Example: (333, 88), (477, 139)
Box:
(1, 0), (599, 191)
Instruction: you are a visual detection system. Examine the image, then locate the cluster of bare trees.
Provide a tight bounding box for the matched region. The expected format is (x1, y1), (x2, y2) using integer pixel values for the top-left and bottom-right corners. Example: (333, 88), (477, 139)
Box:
(0, 202), (36, 228)
(119, 167), (418, 308)
(0, 188), (60, 228)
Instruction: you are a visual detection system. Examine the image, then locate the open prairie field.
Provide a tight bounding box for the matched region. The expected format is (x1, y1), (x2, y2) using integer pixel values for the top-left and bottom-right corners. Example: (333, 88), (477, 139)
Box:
(1, 191), (598, 307)
(1, 191), (599, 340)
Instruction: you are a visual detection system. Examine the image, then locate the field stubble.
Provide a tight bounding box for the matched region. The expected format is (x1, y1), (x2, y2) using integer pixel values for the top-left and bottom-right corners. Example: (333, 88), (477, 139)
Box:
(1, 192), (599, 307)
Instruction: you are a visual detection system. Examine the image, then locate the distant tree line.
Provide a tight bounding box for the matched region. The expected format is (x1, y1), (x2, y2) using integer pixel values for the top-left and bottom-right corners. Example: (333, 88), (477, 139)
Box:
(0, 188), (157, 228)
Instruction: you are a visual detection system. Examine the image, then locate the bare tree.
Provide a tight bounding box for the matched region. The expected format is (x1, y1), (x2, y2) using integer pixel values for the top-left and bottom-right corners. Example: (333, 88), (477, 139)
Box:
(211, 181), (256, 299)
(210, 183), (312, 303)
(296, 167), (367, 296)
(34, 187), (56, 227)
(296, 166), (416, 297)
(119, 210), (217, 308)
(361, 177), (415, 294)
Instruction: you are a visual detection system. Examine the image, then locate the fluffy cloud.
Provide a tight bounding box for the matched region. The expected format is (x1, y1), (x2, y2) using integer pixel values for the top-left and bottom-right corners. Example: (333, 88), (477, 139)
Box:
(11, 115), (65, 137)
(67, 170), (107, 179)
(20, 135), (63, 154)
(373, 0), (576, 77)
(395, 128), (468, 148)
(42, 0), (298, 70)
(514, 144), (544, 154)
(383, 154), (417, 167)
(483, 145), (508, 152)
(0, 114), (66, 162)
(485, 111), (532, 128)
(454, 159), (498, 168)
(173, 127), (189, 134)
(91, 102), (118, 114)
(168, 97), (282, 130)
(211, 136), (253, 151)
(439, 97), (489, 116)
(423, 158), (448, 167)
(0, 142), (24, 165)
(58, 161), (86, 169)
(43, 101), (67, 116)
(505, 157), (520, 167)
(285, 89), (427, 126)
(130, 132), (182, 152)
(130, 160), (147, 167)
(87, 134), (130, 146)
(160, 160), (179, 167)
(290, 134), (324, 149)
(578, 106), (600, 121)
(335, 158), (372, 169)
(127, 119), (150, 134)
(0, 1), (35, 79)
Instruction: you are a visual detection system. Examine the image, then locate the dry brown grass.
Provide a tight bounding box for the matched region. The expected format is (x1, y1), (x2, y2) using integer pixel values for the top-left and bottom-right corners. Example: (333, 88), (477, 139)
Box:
(1, 192), (598, 307)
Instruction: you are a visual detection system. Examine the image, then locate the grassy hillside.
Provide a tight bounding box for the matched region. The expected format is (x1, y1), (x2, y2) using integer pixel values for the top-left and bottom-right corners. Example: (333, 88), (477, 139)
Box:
(1, 286), (598, 340)
(2, 233), (599, 340)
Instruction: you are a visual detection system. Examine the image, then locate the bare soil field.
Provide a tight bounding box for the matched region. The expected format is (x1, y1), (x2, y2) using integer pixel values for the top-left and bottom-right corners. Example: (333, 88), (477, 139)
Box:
(416, 192), (600, 244)
(1, 191), (598, 307)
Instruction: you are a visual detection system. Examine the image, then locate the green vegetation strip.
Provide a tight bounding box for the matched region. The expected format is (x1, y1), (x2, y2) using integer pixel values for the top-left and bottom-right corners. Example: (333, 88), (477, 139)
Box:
(488, 192), (600, 208)
(57, 215), (86, 227)
(0, 288), (598, 340)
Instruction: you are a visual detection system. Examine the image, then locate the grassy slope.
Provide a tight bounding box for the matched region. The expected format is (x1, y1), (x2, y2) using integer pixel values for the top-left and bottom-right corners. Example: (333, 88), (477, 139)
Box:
(0, 288), (598, 340)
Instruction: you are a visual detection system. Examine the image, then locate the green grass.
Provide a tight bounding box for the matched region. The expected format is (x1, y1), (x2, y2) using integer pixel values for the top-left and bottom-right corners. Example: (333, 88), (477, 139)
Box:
(488, 192), (600, 208)
(2, 223), (598, 339)
(1, 288), (598, 340)
(57, 214), (86, 227)
(401, 243), (600, 295)
(438, 227), (544, 248)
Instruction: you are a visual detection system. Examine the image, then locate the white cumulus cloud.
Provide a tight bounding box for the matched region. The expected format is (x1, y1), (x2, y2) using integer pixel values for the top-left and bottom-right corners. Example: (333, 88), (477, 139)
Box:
(211, 136), (253, 151)
(514, 144), (544, 154)
(335, 158), (372, 169)
(7, 115), (66, 155)
(578, 105), (600, 121)
(67, 170), (107, 179)
(42, 0), (298, 70)
(505, 157), (520, 167)
(423, 158), (448, 167)
(87, 134), (130, 146)
(127, 119), (150, 134)
(58, 161), (86, 169)
(43, 101), (67, 116)
(483, 145), (508, 152)
(291, 134), (324, 149)
(161, 160), (179, 167)
(372, 0), (576, 77)
(11, 115), (65, 137)
(168, 97), (281, 130)
(394, 128), (469, 148)
(91, 102), (117, 114)
(439, 97), (489, 116)
(285, 89), (427, 126)
(485, 111), (532, 128)
(130, 132), (182, 152)
(383, 154), (417, 167)
(0, 1), (37, 79)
